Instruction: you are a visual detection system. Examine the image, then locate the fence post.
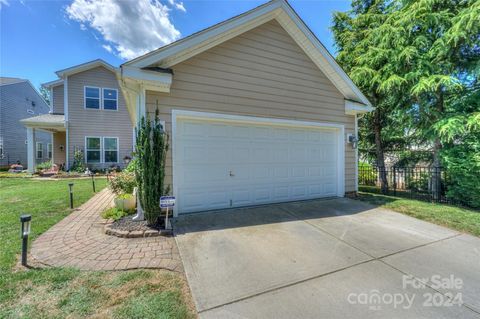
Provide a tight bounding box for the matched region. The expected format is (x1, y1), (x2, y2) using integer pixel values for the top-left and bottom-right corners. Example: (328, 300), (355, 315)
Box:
(393, 167), (396, 196)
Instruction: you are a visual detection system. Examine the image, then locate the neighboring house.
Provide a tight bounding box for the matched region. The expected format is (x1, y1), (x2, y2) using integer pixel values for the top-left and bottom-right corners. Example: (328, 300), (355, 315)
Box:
(21, 60), (134, 172)
(0, 77), (52, 169)
(117, 0), (373, 215)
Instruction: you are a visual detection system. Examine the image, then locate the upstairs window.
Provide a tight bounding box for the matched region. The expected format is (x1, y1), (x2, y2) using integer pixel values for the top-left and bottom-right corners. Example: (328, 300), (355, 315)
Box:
(86, 137), (101, 163)
(103, 88), (118, 110)
(85, 87), (100, 109)
(36, 142), (43, 159)
(103, 137), (118, 163)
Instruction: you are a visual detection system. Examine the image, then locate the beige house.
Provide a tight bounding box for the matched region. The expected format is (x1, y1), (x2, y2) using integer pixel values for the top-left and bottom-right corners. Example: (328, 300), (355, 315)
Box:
(118, 0), (372, 215)
(23, 0), (372, 214)
(22, 60), (134, 172)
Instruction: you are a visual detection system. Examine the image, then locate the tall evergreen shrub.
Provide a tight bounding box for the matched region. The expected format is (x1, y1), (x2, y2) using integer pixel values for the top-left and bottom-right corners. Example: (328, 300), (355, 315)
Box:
(135, 109), (169, 225)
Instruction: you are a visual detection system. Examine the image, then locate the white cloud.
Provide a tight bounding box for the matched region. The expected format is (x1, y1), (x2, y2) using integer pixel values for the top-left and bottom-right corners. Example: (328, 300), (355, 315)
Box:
(168, 0), (186, 12)
(102, 44), (113, 53)
(66, 0), (182, 60)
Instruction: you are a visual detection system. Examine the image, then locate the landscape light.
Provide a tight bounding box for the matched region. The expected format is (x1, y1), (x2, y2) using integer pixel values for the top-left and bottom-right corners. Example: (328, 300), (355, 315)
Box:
(68, 183), (74, 209)
(20, 214), (31, 266)
(90, 173), (96, 193)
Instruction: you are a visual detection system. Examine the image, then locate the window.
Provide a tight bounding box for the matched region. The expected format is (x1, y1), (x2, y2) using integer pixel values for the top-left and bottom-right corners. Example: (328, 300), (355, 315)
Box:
(103, 137), (118, 163)
(0, 137), (4, 159)
(47, 143), (52, 159)
(86, 137), (101, 163)
(36, 142), (43, 159)
(103, 88), (118, 110)
(85, 87), (100, 109)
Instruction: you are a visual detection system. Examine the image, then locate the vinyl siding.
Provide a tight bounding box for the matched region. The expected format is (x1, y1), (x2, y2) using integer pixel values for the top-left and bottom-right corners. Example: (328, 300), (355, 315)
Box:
(0, 81), (51, 168)
(146, 20), (357, 193)
(67, 66), (133, 170)
(52, 131), (66, 165)
(52, 85), (64, 114)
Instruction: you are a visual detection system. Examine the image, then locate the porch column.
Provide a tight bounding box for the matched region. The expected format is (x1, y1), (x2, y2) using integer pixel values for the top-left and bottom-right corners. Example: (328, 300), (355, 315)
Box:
(136, 86), (146, 124)
(26, 127), (36, 173)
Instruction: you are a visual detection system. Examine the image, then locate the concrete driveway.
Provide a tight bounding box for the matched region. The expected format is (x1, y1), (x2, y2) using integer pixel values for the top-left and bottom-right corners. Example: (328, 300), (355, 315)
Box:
(173, 198), (480, 318)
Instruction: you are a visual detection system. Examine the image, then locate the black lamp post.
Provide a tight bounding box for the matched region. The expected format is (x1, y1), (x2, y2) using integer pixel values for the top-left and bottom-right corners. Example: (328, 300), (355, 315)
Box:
(90, 173), (96, 193)
(20, 214), (31, 266)
(68, 183), (74, 209)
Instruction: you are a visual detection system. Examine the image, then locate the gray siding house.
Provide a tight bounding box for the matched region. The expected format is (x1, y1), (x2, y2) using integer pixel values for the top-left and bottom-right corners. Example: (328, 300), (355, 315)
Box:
(21, 60), (134, 172)
(0, 78), (52, 169)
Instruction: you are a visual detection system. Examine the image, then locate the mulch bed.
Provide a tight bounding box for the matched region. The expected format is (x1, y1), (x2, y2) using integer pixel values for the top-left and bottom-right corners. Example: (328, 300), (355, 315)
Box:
(105, 215), (172, 238)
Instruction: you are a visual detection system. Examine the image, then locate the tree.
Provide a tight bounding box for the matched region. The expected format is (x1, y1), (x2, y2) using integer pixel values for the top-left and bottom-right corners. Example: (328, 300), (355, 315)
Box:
(333, 0), (480, 200)
(332, 0), (403, 193)
(135, 109), (169, 225)
(39, 86), (50, 106)
(365, 0), (480, 199)
(435, 87), (480, 207)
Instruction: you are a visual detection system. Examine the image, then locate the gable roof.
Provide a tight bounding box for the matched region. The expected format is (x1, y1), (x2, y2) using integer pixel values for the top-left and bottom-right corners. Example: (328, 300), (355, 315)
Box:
(123, 0), (372, 107)
(0, 77), (51, 110)
(42, 79), (64, 89)
(42, 59), (117, 89)
(0, 77), (27, 86)
(55, 59), (117, 78)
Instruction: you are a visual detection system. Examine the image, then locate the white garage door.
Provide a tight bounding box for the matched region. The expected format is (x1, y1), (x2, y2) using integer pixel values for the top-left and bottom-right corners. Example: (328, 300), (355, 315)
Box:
(174, 113), (343, 214)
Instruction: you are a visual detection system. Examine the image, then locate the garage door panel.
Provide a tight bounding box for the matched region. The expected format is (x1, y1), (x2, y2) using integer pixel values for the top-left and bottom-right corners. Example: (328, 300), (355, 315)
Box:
(232, 188), (252, 206)
(231, 146), (250, 162)
(182, 166), (227, 184)
(176, 118), (340, 214)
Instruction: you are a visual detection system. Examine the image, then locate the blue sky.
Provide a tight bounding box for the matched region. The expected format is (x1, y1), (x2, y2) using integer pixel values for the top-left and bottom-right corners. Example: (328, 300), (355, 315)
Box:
(0, 0), (351, 90)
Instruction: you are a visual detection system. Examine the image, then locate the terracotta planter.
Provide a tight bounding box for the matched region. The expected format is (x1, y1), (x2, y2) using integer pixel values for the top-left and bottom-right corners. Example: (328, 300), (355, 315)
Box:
(114, 195), (136, 211)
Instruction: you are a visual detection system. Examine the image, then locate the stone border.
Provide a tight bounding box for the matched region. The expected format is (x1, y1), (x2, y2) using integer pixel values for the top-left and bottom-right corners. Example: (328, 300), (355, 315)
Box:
(104, 221), (173, 238)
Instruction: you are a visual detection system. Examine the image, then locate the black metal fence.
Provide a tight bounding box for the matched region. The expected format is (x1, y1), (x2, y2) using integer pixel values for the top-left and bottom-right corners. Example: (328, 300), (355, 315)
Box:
(358, 166), (455, 204)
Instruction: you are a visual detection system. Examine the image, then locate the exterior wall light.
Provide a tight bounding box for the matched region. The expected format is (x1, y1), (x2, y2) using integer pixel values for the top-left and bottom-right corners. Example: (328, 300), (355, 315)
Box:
(347, 134), (358, 149)
(20, 214), (32, 266)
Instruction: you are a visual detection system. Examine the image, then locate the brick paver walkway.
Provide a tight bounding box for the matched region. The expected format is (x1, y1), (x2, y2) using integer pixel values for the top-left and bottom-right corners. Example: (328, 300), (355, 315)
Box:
(31, 188), (182, 272)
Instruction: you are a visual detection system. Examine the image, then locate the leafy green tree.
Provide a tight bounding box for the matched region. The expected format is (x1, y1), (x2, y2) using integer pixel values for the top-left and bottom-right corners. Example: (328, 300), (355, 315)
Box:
(369, 0), (480, 199)
(332, 0), (403, 193)
(435, 88), (480, 207)
(135, 109), (169, 225)
(39, 86), (50, 106)
(333, 0), (480, 201)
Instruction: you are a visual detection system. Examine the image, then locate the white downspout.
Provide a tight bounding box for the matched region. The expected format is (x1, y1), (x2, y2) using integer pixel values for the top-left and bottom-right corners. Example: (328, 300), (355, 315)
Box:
(64, 76), (69, 170)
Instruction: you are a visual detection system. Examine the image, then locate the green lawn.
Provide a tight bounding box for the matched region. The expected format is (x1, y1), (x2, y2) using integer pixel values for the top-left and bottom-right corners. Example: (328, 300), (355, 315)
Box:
(357, 192), (480, 237)
(0, 177), (195, 319)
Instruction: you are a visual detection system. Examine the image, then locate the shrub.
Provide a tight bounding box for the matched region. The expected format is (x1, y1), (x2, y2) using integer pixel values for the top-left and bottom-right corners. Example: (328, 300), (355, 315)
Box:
(101, 207), (133, 220)
(136, 110), (170, 225)
(358, 162), (377, 186)
(36, 161), (53, 171)
(70, 149), (87, 173)
(123, 158), (138, 173)
(108, 172), (136, 195)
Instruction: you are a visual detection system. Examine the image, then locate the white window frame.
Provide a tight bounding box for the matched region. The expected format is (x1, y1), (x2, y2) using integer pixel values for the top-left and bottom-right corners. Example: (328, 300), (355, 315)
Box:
(85, 136), (102, 163)
(102, 88), (118, 111)
(47, 143), (52, 159)
(103, 137), (119, 163)
(36, 142), (43, 159)
(84, 86), (101, 110)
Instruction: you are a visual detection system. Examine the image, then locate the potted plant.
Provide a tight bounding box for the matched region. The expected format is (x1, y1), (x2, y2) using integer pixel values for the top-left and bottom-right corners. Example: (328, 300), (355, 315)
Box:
(108, 171), (137, 211)
(114, 193), (136, 212)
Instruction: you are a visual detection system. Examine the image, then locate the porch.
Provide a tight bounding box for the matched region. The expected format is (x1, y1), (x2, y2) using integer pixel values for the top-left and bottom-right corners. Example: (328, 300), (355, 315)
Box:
(20, 113), (67, 173)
